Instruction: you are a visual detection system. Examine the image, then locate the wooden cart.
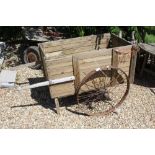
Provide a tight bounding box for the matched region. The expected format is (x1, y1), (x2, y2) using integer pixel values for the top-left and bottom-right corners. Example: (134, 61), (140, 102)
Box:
(39, 33), (139, 116)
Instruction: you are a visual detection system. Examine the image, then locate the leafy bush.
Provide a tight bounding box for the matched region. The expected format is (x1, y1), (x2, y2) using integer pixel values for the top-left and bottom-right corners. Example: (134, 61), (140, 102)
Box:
(145, 34), (155, 43)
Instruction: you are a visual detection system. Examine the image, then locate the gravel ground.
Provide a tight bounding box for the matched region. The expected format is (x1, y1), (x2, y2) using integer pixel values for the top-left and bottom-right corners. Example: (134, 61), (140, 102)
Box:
(0, 65), (155, 128)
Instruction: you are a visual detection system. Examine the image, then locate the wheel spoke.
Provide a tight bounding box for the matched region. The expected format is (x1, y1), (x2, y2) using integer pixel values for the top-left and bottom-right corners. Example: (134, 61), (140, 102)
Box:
(76, 67), (129, 116)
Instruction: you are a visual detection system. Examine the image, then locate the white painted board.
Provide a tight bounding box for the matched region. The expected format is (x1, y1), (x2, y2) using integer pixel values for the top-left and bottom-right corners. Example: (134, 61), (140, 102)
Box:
(0, 70), (16, 88)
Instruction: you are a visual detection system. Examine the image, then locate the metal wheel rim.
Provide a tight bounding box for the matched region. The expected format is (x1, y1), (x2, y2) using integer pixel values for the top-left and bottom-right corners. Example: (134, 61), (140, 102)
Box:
(75, 67), (130, 116)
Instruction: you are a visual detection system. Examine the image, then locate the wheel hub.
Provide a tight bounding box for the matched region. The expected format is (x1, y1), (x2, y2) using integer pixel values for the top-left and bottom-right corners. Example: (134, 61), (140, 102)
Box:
(27, 52), (38, 62)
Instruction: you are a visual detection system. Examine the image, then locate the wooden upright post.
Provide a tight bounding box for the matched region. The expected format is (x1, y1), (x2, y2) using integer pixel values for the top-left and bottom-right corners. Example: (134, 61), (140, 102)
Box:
(129, 45), (139, 83)
(72, 56), (80, 92)
(55, 98), (60, 115)
(111, 49), (119, 85)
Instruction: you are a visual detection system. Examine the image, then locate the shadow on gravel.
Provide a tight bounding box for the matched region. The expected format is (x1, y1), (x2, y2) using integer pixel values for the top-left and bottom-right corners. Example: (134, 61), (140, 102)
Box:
(134, 73), (155, 88)
(12, 77), (78, 114)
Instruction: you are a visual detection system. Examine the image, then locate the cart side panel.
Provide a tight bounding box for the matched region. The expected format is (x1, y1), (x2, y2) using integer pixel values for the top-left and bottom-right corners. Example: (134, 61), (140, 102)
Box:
(110, 33), (131, 48)
(43, 34), (110, 55)
(46, 56), (74, 98)
(47, 48), (113, 98)
(75, 48), (112, 80)
(43, 33), (111, 49)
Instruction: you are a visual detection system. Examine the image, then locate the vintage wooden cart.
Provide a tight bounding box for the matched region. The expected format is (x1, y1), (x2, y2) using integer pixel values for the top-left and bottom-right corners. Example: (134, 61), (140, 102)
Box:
(39, 33), (139, 116)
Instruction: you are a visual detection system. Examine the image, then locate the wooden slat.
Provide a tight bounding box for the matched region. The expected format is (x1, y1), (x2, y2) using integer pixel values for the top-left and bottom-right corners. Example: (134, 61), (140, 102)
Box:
(45, 46), (113, 62)
(79, 58), (111, 70)
(111, 33), (131, 47)
(111, 49), (119, 85)
(41, 33), (111, 49)
(129, 45), (139, 83)
(48, 72), (73, 79)
(42, 35), (95, 48)
(74, 48), (112, 60)
(113, 45), (132, 54)
(45, 55), (72, 65)
(72, 56), (80, 91)
(47, 65), (73, 76)
(44, 39), (109, 53)
(49, 82), (75, 98)
(55, 98), (60, 114)
(47, 61), (72, 69)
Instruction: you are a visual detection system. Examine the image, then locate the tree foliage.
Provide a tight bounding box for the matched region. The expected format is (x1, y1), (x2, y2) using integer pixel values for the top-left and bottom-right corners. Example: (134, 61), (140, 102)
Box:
(0, 26), (155, 43)
(0, 26), (23, 41)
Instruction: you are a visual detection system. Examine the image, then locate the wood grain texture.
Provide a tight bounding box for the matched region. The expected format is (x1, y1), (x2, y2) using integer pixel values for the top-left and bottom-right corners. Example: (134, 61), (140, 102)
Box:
(72, 56), (80, 91)
(41, 33), (110, 49)
(129, 46), (138, 83)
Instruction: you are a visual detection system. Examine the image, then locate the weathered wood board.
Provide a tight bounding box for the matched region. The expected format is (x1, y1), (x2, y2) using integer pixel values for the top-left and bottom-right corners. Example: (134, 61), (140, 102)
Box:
(46, 48), (112, 98)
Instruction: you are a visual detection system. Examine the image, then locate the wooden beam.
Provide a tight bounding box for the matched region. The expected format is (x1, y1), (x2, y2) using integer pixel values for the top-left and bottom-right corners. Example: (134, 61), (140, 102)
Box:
(55, 98), (60, 115)
(111, 49), (119, 85)
(129, 45), (139, 83)
(72, 56), (80, 92)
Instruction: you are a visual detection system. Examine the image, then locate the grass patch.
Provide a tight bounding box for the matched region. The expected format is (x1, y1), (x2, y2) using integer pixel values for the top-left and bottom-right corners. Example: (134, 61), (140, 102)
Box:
(145, 34), (155, 43)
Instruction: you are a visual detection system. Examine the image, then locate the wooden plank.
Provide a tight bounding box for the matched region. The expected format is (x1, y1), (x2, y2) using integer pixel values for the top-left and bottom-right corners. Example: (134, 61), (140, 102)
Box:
(79, 59), (112, 80)
(44, 38), (109, 50)
(74, 48), (112, 60)
(47, 65), (73, 76)
(45, 55), (72, 65)
(48, 72), (73, 79)
(73, 45), (131, 61)
(129, 45), (139, 83)
(49, 82), (75, 98)
(112, 49), (119, 67)
(111, 33), (131, 48)
(47, 61), (72, 69)
(55, 98), (60, 114)
(42, 35), (95, 48)
(139, 43), (155, 55)
(79, 55), (111, 64)
(72, 56), (80, 91)
(44, 47), (113, 62)
(113, 46), (132, 54)
(111, 49), (119, 85)
(41, 33), (111, 49)
(79, 58), (111, 70)
(44, 40), (109, 53)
